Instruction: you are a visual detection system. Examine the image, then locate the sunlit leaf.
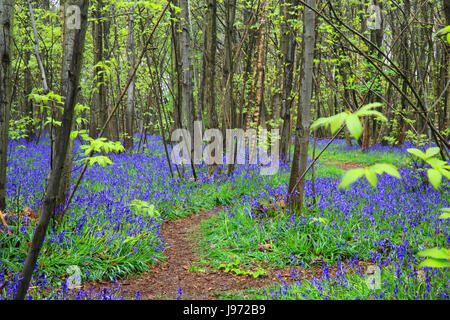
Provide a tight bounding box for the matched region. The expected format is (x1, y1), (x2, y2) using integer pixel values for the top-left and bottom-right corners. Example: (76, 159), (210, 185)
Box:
(418, 258), (450, 268)
(345, 114), (363, 140)
(338, 168), (365, 189)
(418, 247), (450, 260)
(427, 169), (442, 189)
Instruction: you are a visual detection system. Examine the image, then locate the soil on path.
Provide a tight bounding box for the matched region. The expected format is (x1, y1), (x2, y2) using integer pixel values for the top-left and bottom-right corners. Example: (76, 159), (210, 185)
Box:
(326, 160), (365, 170)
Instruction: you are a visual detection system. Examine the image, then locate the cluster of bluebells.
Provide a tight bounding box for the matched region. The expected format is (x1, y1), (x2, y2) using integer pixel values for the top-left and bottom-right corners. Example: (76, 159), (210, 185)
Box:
(1, 135), (449, 299)
(208, 140), (450, 299)
(0, 134), (288, 299)
(264, 258), (449, 300)
(0, 267), (128, 300)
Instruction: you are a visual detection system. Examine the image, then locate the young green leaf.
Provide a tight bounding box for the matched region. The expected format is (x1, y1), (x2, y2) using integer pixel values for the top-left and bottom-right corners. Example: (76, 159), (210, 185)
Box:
(371, 163), (402, 179)
(418, 258), (450, 268)
(345, 114), (363, 140)
(338, 168), (365, 189)
(425, 147), (440, 159)
(439, 208), (450, 220)
(417, 247), (450, 260)
(330, 113), (348, 134)
(427, 169), (442, 189)
(365, 167), (378, 187)
(407, 148), (427, 161)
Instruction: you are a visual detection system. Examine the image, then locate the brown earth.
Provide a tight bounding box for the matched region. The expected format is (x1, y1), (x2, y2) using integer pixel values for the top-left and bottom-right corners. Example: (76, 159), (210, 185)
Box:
(327, 160), (365, 170)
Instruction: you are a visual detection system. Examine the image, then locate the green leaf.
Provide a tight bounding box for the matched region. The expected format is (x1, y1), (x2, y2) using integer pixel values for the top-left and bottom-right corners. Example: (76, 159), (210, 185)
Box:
(407, 148), (426, 161)
(70, 131), (79, 140)
(354, 103), (382, 116)
(435, 25), (450, 38)
(371, 163), (402, 179)
(417, 247), (450, 260)
(425, 147), (440, 159)
(345, 114), (363, 140)
(427, 169), (442, 189)
(439, 167), (450, 181)
(426, 157), (447, 168)
(329, 113), (347, 134)
(310, 117), (330, 131)
(419, 258), (450, 268)
(356, 110), (388, 122)
(338, 168), (365, 189)
(439, 208), (450, 220)
(365, 167), (378, 187)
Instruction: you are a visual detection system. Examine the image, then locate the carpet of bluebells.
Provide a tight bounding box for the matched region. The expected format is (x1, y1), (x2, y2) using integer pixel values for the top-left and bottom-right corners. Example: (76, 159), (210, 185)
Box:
(200, 140), (450, 299)
(0, 135), (281, 299)
(1, 136), (449, 300)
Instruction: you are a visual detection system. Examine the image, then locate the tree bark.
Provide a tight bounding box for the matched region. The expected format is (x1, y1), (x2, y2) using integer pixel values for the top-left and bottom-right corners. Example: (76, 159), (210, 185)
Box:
(205, 0), (218, 131)
(288, 0), (316, 212)
(280, 0), (298, 160)
(15, 0), (89, 300)
(124, 6), (135, 150)
(0, 0), (13, 211)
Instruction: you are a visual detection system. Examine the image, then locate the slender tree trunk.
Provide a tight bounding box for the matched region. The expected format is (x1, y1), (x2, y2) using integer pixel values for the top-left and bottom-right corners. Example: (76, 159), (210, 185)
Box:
(362, 0), (383, 150)
(288, 0), (316, 212)
(205, 0), (219, 131)
(0, 0), (13, 211)
(90, 0), (106, 138)
(15, 0), (89, 300)
(395, 0), (410, 146)
(244, 1), (267, 132)
(125, 6), (135, 150)
(180, 0), (195, 136)
(223, 0), (236, 130)
(240, 5), (257, 129)
(170, 0), (182, 134)
(24, 47), (34, 141)
(280, 0), (298, 160)
(56, 0), (83, 208)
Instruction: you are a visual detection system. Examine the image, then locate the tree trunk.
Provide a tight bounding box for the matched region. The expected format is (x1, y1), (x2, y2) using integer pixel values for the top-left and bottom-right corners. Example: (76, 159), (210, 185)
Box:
(90, 0), (107, 139)
(280, 0), (298, 160)
(244, 1), (267, 133)
(205, 0), (219, 131)
(288, 0), (316, 212)
(0, 0), (13, 211)
(180, 0), (195, 137)
(223, 0), (236, 130)
(15, 0), (89, 300)
(24, 47), (34, 141)
(124, 6), (135, 150)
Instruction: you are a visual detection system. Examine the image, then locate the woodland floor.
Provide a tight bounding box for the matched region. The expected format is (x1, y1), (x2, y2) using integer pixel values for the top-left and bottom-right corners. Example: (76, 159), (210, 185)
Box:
(82, 203), (372, 300)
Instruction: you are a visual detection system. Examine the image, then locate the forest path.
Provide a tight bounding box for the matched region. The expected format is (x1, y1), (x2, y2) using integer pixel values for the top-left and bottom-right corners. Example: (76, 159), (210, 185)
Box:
(326, 160), (365, 170)
(83, 207), (335, 300)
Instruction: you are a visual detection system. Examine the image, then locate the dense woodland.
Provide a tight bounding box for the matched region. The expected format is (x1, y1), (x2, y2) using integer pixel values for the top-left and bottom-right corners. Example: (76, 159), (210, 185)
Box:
(0, 0), (449, 301)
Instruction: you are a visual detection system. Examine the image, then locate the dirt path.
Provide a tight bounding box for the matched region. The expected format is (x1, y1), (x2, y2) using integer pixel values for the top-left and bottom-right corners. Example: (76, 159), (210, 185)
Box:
(83, 208), (273, 299)
(83, 207), (337, 300)
(326, 160), (364, 170)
